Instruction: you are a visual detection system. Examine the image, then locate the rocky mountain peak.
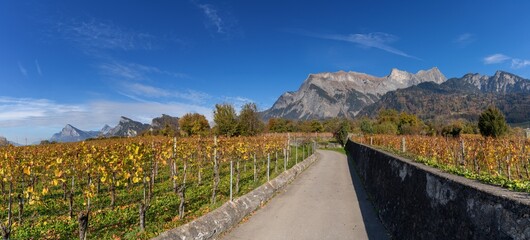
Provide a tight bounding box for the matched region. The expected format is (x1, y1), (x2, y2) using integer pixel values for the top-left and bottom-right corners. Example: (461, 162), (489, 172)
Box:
(0, 136), (8, 146)
(262, 67), (447, 120)
(51, 124), (97, 142)
(358, 70), (530, 124)
(415, 67), (446, 84)
(460, 70), (530, 93)
(61, 124), (81, 136)
(100, 125), (112, 135)
(388, 68), (412, 82)
(119, 116), (132, 124)
(107, 117), (149, 137)
(49, 116), (150, 142)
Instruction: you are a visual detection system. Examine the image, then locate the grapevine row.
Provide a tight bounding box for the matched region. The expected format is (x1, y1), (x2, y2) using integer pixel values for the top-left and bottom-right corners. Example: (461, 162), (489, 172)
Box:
(353, 135), (530, 184)
(0, 134), (316, 239)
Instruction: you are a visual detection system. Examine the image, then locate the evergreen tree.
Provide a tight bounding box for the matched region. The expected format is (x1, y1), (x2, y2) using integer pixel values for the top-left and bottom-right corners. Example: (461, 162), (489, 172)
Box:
(478, 106), (508, 138)
(333, 120), (350, 146)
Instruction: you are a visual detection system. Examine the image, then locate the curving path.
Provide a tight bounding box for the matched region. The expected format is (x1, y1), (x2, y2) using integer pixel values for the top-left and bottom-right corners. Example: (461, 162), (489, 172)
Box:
(220, 150), (389, 240)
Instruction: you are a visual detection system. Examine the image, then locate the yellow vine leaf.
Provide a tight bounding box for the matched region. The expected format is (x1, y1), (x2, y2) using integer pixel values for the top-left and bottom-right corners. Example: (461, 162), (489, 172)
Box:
(23, 166), (31, 175)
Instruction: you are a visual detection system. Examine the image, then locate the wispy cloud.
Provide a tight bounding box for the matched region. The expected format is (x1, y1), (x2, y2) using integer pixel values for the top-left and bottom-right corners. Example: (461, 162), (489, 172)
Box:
(18, 62), (28, 77)
(123, 82), (211, 104)
(483, 54), (510, 64)
(99, 61), (187, 81)
(192, 1), (239, 37)
(0, 96), (213, 142)
(0, 97), (85, 124)
(483, 53), (530, 69)
(301, 31), (419, 59)
(126, 83), (170, 97)
(55, 18), (156, 52)
(511, 59), (530, 69)
(35, 59), (42, 76)
(178, 90), (211, 103)
(454, 33), (475, 47)
(198, 4), (224, 33)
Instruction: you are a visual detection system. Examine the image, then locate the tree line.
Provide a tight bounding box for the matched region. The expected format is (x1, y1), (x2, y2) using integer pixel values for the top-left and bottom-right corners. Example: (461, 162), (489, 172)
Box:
(146, 101), (512, 141)
(355, 106), (510, 138)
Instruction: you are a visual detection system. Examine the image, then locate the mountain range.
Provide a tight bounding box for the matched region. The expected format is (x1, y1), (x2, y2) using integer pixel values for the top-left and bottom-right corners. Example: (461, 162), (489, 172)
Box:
(32, 68), (530, 144)
(50, 115), (179, 143)
(262, 68), (530, 124)
(261, 67), (446, 120)
(0, 136), (21, 146)
(357, 71), (530, 123)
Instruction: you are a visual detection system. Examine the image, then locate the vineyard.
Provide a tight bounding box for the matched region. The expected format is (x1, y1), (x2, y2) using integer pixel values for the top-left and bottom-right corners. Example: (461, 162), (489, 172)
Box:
(352, 135), (530, 192)
(0, 134), (316, 239)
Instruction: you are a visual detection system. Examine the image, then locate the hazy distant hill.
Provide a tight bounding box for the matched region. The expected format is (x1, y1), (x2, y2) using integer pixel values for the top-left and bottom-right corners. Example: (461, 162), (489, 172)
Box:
(49, 115), (176, 143)
(50, 124), (100, 142)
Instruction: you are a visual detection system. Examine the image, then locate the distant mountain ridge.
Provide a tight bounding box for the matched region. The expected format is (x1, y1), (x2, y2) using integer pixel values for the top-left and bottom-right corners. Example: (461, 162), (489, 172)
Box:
(261, 67), (446, 120)
(50, 124), (100, 142)
(358, 71), (530, 123)
(50, 115), (167, 143)
(105, 116), (150, 137)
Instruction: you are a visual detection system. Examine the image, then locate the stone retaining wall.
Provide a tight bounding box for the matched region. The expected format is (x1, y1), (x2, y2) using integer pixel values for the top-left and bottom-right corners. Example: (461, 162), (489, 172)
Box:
(345, 140), (530, 240)
(153, 153), (319, 240)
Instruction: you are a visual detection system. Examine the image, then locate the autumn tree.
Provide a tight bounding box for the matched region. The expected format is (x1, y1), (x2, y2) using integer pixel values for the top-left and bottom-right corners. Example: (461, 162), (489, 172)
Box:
(238, 103), (263, 136)
(397, 112), (425, 135)
(377, 109), (400, 125)
(267, 118), (295, 133)
(179, 113), (210, 136)
(478, 106), (508, 138)
(213, 104), (239, 136)
(358, 117), (375, 134)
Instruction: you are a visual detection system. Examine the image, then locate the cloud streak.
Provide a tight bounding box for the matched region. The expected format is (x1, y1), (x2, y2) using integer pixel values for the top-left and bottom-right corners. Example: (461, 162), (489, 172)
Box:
(192, 1), (239, 38)
(35, 59), (42, 76)
(511, 59), (530, 69)
(483, 54), (510, 64)
(198, 4), (224, 33)
(302, 31), (419, 59)
(18, 62), (28, 77)
(454, 33), (475, 47)
(123, 82), (211, 104)
(483, 53), (530, 69)
(55, 18), (156, 52)
(99, 61), (187, 81)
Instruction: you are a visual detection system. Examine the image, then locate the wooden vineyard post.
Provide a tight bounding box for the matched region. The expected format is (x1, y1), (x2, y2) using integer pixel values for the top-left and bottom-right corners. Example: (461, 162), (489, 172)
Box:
(303, 144), (305, 160)
(401, 137), (406, 153)
(460, 139), (466, 166)
(230, 159), (233, 202)
(275, 152), (278, 173)
(295, 139), (298, 164)
(370, 137), (373, 145)
(211, 136), (219, 205)
(253, 154), (257, 183)
(283, 148), (287, 171)
(267, 153), (270, 182)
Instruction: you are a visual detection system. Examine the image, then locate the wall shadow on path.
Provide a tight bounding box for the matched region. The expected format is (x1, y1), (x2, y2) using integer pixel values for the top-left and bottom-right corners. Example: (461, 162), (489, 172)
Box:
(345, 150), (390, 240)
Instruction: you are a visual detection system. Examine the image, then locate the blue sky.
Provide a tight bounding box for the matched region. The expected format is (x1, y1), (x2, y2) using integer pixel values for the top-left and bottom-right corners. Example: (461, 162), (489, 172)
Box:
(1, 0), (530, 143)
